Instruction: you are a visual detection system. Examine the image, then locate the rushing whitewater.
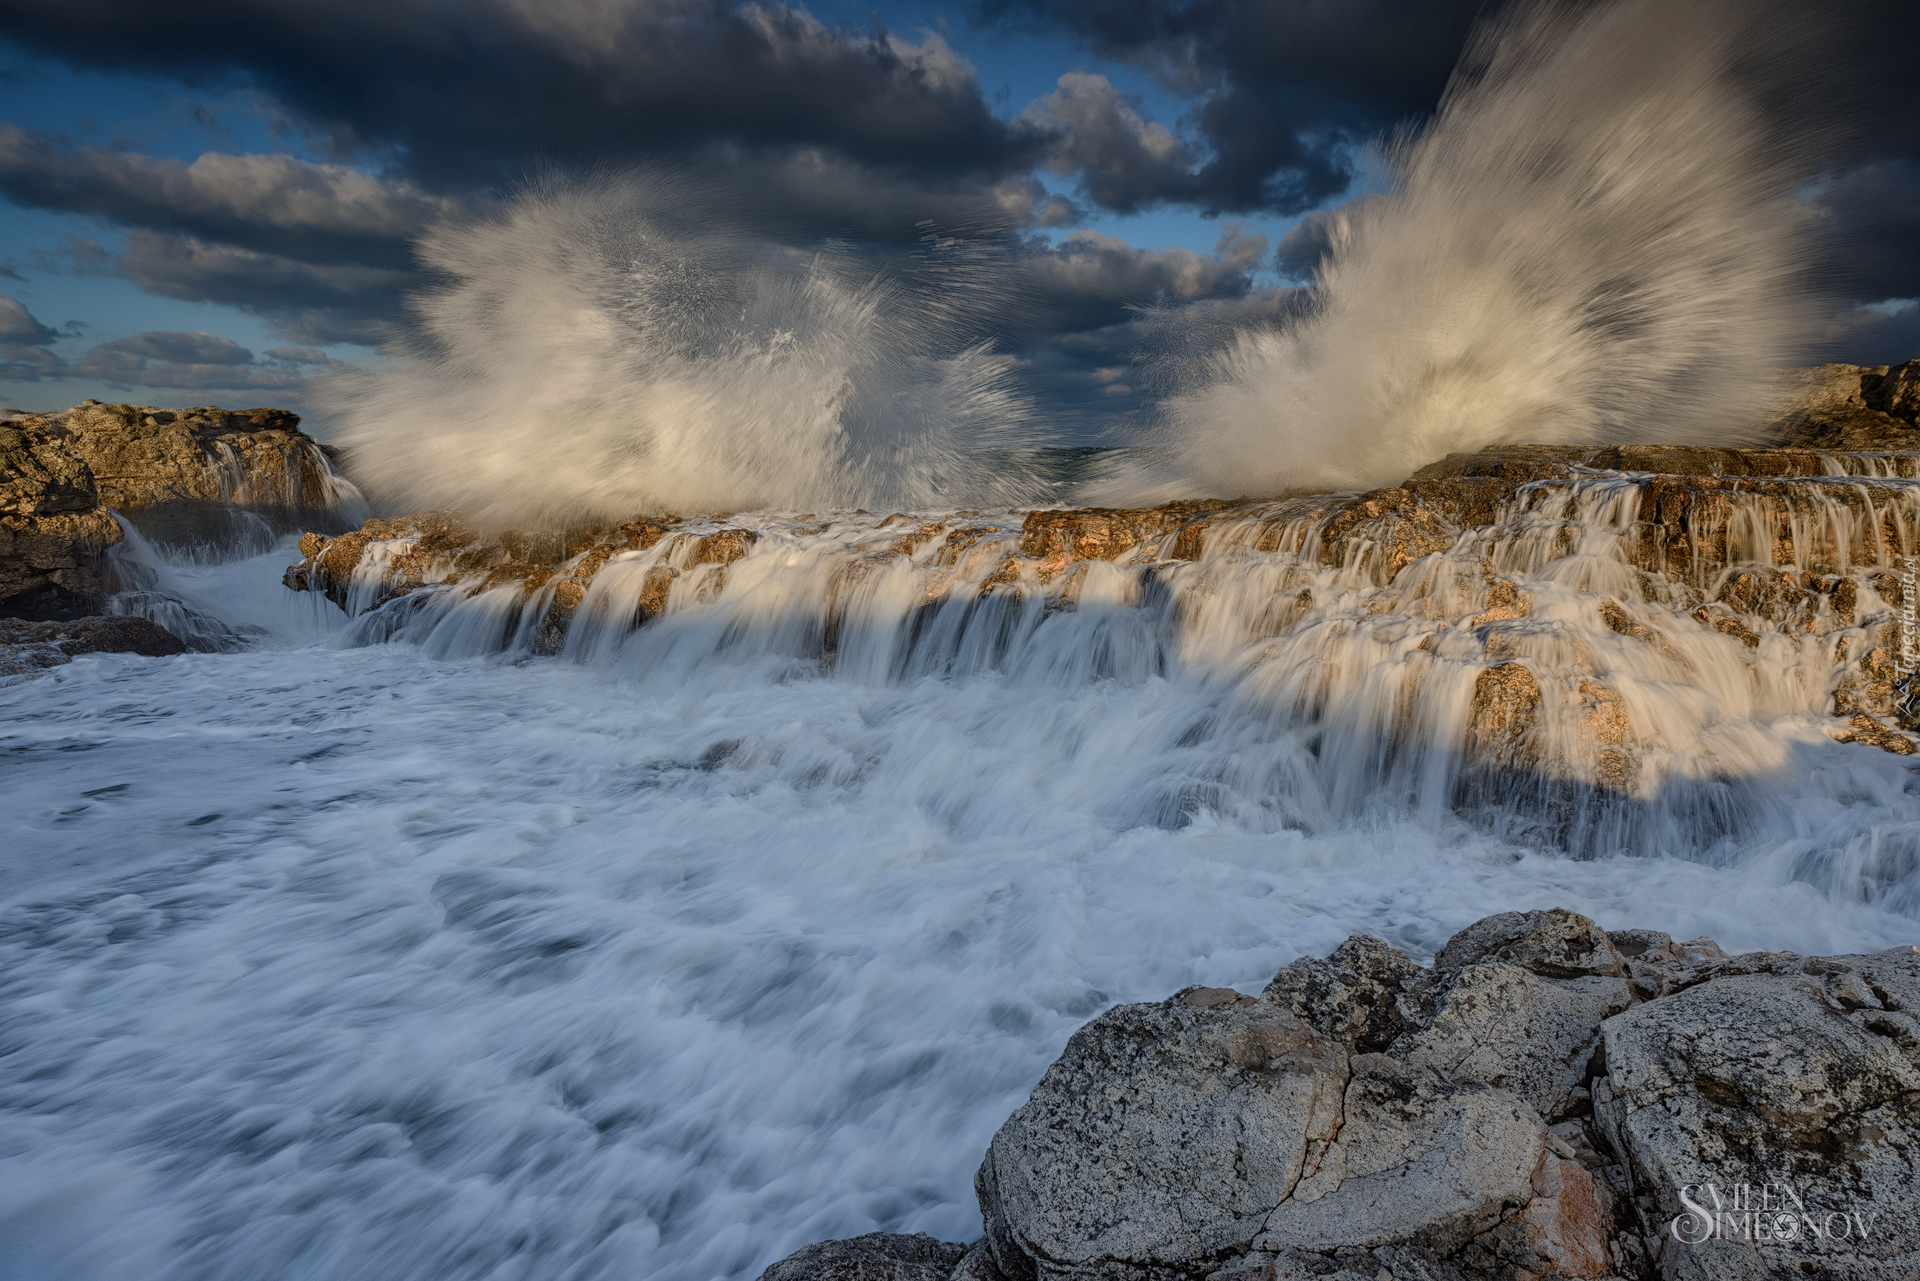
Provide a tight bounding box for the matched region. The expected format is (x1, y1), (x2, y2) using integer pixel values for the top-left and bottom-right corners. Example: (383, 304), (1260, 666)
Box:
(1142, 0), (1821, 498)
(6, 456), (1920, 1281)
(323, 178), (1041, 526)
(3, 1), (1913, 1278)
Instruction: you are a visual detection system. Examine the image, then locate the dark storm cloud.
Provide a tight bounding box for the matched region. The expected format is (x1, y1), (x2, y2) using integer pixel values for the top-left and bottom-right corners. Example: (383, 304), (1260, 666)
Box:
(0, 0), (1046, 187)
(980, 0), (1486, 215)
(71, 328), (349, 391)
(0, 125), (452, 268)
(1017, 222), (1267, 333)
(1809, 160), (1920, 305)
(1271, 198), (1376, 283)
(0, 292), (61, 344)
(1005, 228), (1294, 433)
(0, 297), (346, 390)
(1023, 73), (1201, 216)
(0, 293), (70, 381)
(112, 229), (411, 345)
(1840, 304), (1920, 367)
(92, 330), (255, 366)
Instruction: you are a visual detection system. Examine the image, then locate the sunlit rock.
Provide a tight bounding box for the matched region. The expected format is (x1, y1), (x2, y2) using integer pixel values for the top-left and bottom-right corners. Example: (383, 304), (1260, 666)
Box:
(768, 914), (1919, 1281)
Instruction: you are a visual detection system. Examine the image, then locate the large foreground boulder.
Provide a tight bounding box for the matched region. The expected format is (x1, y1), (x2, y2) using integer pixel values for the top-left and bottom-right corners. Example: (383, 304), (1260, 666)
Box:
(1596, 949), (1920, 1280)
(760, 911), (1920, 1281)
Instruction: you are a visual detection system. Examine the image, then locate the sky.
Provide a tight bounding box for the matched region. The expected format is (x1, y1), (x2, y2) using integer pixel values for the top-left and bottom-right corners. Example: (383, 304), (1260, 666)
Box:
(1, 0), (1916, 440)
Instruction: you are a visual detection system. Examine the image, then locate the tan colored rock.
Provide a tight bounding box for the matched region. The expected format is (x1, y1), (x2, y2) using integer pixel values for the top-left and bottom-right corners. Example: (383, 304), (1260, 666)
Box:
(1021, 501), (1232, 581)
(1467, 662), (1541, 763)
(1773, 360), (1920, 450)
(687, 527), (759, 567)
(56, 401), (351, 547)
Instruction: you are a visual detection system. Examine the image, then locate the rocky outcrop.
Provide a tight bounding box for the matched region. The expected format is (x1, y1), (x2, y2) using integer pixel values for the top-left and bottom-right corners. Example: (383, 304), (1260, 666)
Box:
(288, 436), (1920, 760)
(760, 911), (1920, 1281)
(1770, 360), (1920, 451)
(283, 511), (714, 650)
(0, 614), (189, 680)
(1021, 502), (1233, 583)
(1, 401), (361, 618)
(55, 401), (351, 548)
(1, 413), (125, 620)
(758, 1233), (970, 1281)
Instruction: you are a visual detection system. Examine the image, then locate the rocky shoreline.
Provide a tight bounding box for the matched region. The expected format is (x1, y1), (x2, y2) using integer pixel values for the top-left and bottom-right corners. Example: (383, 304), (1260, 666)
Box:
(275, 357), (1920, 767)
(761, 910), (1919, 1281)
(1, 399), (360, 619)
(3, 366), (1918, 1279)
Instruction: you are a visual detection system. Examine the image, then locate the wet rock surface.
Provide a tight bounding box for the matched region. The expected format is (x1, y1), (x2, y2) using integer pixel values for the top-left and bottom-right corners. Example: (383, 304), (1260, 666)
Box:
(1771, 359), (1920, 451)
(760, 911), (1920, 1281)
(291, 430), (1920, 762)
(0, 613), (189, 679)
(2, 400), (358, 618)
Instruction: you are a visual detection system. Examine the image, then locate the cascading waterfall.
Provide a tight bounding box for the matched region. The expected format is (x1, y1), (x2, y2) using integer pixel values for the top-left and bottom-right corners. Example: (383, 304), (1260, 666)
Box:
(311, 452), (1920, 909)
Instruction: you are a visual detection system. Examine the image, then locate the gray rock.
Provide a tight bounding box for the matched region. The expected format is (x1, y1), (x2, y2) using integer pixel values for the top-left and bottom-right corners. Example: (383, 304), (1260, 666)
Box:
(1255, 1059), (1545, 1255)
(791, 915), (1911, 1281)
(1, 613), (190, 681)
(1262, 934), (1422, 1053)
(947, 1241), (1009, 1281)
(757, 1232), (969, 1281)
(1607, 930), (1728, 1002)
(1435, 908), (1624, 979)
(1597, 946), (1920, 1280)
(976, 988), (1347, 1279)
(1389, 961), (1630, 1121)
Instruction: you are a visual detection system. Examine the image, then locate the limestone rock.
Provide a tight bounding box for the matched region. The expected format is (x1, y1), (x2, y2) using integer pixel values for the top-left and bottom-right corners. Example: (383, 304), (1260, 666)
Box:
(1262, 934), (1423, 1053)
(54, 401), (355, 549)
(1596, 947), (1920, 1279)
(757, 1232), (969, 1281)
(0, 416), (99, 517)
(782, 912), (1920, 1281)
(1466, 663), (1541, 765)
(0, 507), (123, 619)
(3, 401), (359, 617)
(1390, 961), (1631, 1122)
(976, 989), (1347, 1278)
(1255, 1060), (1546, 1256)
(1435, 909), (1625, 979)
(1773, 360), (1920, 450)
(1021, 503), (1231, 582)
(1607, 930), (1728, 1001)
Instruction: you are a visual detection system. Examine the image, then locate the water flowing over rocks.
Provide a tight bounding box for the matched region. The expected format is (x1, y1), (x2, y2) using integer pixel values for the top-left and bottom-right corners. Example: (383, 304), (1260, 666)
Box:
(288, 432), (1920, 790)
(761, 911), (1920, 1281)
(1, 400), (364, 618)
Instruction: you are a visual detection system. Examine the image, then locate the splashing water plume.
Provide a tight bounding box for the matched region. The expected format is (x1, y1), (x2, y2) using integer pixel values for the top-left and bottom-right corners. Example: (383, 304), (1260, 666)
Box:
(1136, 0), (1824, 499)
(325, 175), (1040, 526)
